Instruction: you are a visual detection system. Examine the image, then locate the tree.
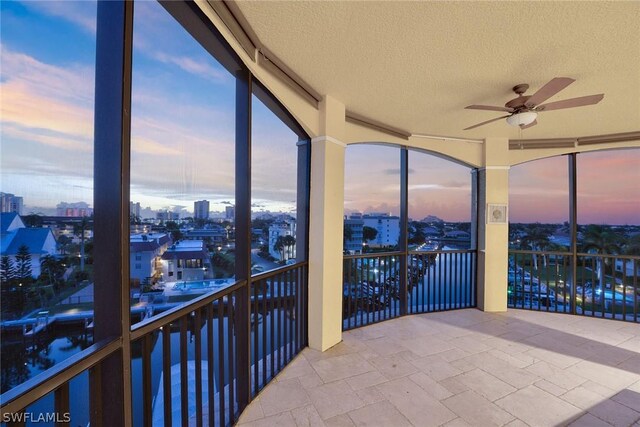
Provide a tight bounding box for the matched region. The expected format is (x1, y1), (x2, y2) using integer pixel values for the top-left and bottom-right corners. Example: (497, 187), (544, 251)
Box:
(15, 245), (33, 282)
(1, 256), (16, 284)
(363, 226), (378, 243)
(521, 224), (551, 269)
(274, 236), (287, 261)
(39, 255), (65, 290)
(581, 225), (622, 290)
(283, 235), (296, 259)
(165, 221), (183, 242)
(623, 234), (640, 256)
(22, 213), (43, 228)
(73, 217), (89, 272)
(343, 223), (353, 246)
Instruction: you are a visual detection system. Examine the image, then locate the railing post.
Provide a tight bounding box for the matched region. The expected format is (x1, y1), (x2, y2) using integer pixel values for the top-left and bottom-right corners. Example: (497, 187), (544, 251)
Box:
(235, 68), (252, 412)
(93, 0), (134, 425)
(569, 153), (578, 315)
(399, 148), (409, 315)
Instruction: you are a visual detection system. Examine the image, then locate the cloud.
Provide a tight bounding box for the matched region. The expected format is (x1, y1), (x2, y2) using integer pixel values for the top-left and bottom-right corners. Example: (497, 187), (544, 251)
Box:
(383, 168), (415, 175)
(150, 51), (230, 83)
(20, 1), (97, 34)
(0, 45), (94, 142)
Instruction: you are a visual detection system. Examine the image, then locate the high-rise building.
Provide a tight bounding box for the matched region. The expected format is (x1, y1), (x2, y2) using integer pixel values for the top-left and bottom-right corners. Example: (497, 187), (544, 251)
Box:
(56, 201), (93, 217)
(0, 192), (24, 215)
(130, 201), (141, 219)
(225, 205), (235, 220)
(157, 210), (180, 221)
(194, 200), (210, 220)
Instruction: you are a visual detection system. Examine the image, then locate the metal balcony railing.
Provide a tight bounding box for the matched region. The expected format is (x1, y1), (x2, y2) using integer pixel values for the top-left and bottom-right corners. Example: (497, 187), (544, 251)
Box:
(0, 262), (309, 426)
(342, 250), (477, 330)
(509, 250), (639, 322)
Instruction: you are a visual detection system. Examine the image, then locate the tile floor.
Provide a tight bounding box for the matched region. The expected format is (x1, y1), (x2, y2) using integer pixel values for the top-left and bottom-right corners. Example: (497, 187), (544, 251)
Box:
(237, 309), (640, 427)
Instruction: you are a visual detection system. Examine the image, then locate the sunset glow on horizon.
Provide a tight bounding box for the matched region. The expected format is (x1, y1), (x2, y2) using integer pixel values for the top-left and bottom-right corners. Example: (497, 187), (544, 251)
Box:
(1, 1), (638, 225)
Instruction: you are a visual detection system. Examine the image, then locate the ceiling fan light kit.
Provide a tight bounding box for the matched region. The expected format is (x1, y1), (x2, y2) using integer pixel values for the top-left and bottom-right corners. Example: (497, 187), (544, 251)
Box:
(506, 111), (538, 127)
(463, 77), (604, 131)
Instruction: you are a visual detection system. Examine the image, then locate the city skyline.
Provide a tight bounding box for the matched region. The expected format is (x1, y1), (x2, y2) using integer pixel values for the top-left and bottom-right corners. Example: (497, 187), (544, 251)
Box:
(1, 1), (639, 225)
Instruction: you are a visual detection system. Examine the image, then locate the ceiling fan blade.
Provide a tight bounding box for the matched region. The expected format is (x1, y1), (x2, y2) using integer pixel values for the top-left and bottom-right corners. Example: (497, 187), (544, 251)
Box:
(519, 119), (538, 130)
(537, 94), (604, 111)
(463, 115), (511, 131)
(465, 104), (514, 113)
(525, 77), (575, 108)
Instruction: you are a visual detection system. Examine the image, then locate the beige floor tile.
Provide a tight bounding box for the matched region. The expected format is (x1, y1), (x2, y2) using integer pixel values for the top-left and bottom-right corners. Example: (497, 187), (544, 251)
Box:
(484, 362), (541, 389)
(258, 378), (311, 417)
(611, 389), (640, 412)
(377, 377), (457, 426)
(443, 390), (515, 427)
(580, 381), (618, 399)
(503, 419), (530, 427)
(291, 404), (326, 427)
(344, 371), (388, 391)
(311, 353), (375, 383)
(298, 371), (325, 390)
(237, 398), (265, 424)
(449, 336), (493, 354)
(439, 376), (471, 395)
(567, 360), (640, 391)
(246, 310), (640, 427)
(534, 379), (568, 397)
(368, 353), (419, 380)
(437, 347), (474, 362)
(496, 385), (583, 427)
(456, 368), (517, 402)
(568, 413), (613, 427)
(363, 336), (408, 357)
(442, 417), (473, 427)
(346, 400), (412, 427)
(306, 380), (366, 420)
(561, 386), (609, 410)
(410, 357), (463, 381)
(525, 361), (588, 390)
(617, 355), (640, 374)
(524, 347), (583, 370)
(488, 349), (536, 369)
(408, 371), (454, 400)
(277, 354), (318, 381)
(238, 411), (297, 427)
(354, 386), (386, 405)
(587, 399), (640, 427)
(398, 335), (456, 357)
(324, 414), (355, 427)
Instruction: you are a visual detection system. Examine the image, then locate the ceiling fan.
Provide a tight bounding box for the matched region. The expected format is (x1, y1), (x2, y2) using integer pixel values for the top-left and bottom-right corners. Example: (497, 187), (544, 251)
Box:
(463, 77), (604, 130)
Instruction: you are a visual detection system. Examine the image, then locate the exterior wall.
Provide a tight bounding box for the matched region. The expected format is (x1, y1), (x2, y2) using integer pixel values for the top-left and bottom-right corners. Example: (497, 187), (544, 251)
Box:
(344, 216), (364, 254)
(130, 251), (155, 283)
(362, 214), (400, 247)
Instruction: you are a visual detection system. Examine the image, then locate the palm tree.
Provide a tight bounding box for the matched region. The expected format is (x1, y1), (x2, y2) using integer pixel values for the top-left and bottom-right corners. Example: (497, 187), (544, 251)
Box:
(73, 217), (89, 272)
(274, 236), (286, 261)
(283, 235), (296, 259)
(581, 225), (621, 291)
(521, 224), (550, 270)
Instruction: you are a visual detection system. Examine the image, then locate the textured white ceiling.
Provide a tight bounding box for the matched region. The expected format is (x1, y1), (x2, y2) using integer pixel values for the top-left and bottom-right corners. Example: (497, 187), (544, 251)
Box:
(234, 1), (640, 140)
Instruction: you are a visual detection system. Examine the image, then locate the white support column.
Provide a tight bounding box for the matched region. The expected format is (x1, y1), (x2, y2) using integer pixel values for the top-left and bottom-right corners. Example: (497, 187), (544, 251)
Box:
(477, 137), (510, 312)
(308, 96), (346, 351)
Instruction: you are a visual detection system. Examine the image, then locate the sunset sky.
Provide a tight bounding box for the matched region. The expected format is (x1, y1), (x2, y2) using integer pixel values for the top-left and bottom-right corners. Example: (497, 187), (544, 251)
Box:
(1, 1), (638, 225)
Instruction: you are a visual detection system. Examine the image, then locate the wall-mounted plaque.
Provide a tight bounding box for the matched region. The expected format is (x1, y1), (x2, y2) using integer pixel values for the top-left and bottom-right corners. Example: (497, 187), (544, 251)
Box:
(487, 204), (507, 224)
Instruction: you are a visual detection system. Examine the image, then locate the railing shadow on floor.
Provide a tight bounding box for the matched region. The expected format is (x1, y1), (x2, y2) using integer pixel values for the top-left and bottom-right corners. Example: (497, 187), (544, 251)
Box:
(422, 309), (640, 377)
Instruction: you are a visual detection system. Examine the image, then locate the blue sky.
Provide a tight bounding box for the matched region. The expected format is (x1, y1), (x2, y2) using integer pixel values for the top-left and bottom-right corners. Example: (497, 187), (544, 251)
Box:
(1, 0), (299, 215)
(1, 1), (638, 224)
